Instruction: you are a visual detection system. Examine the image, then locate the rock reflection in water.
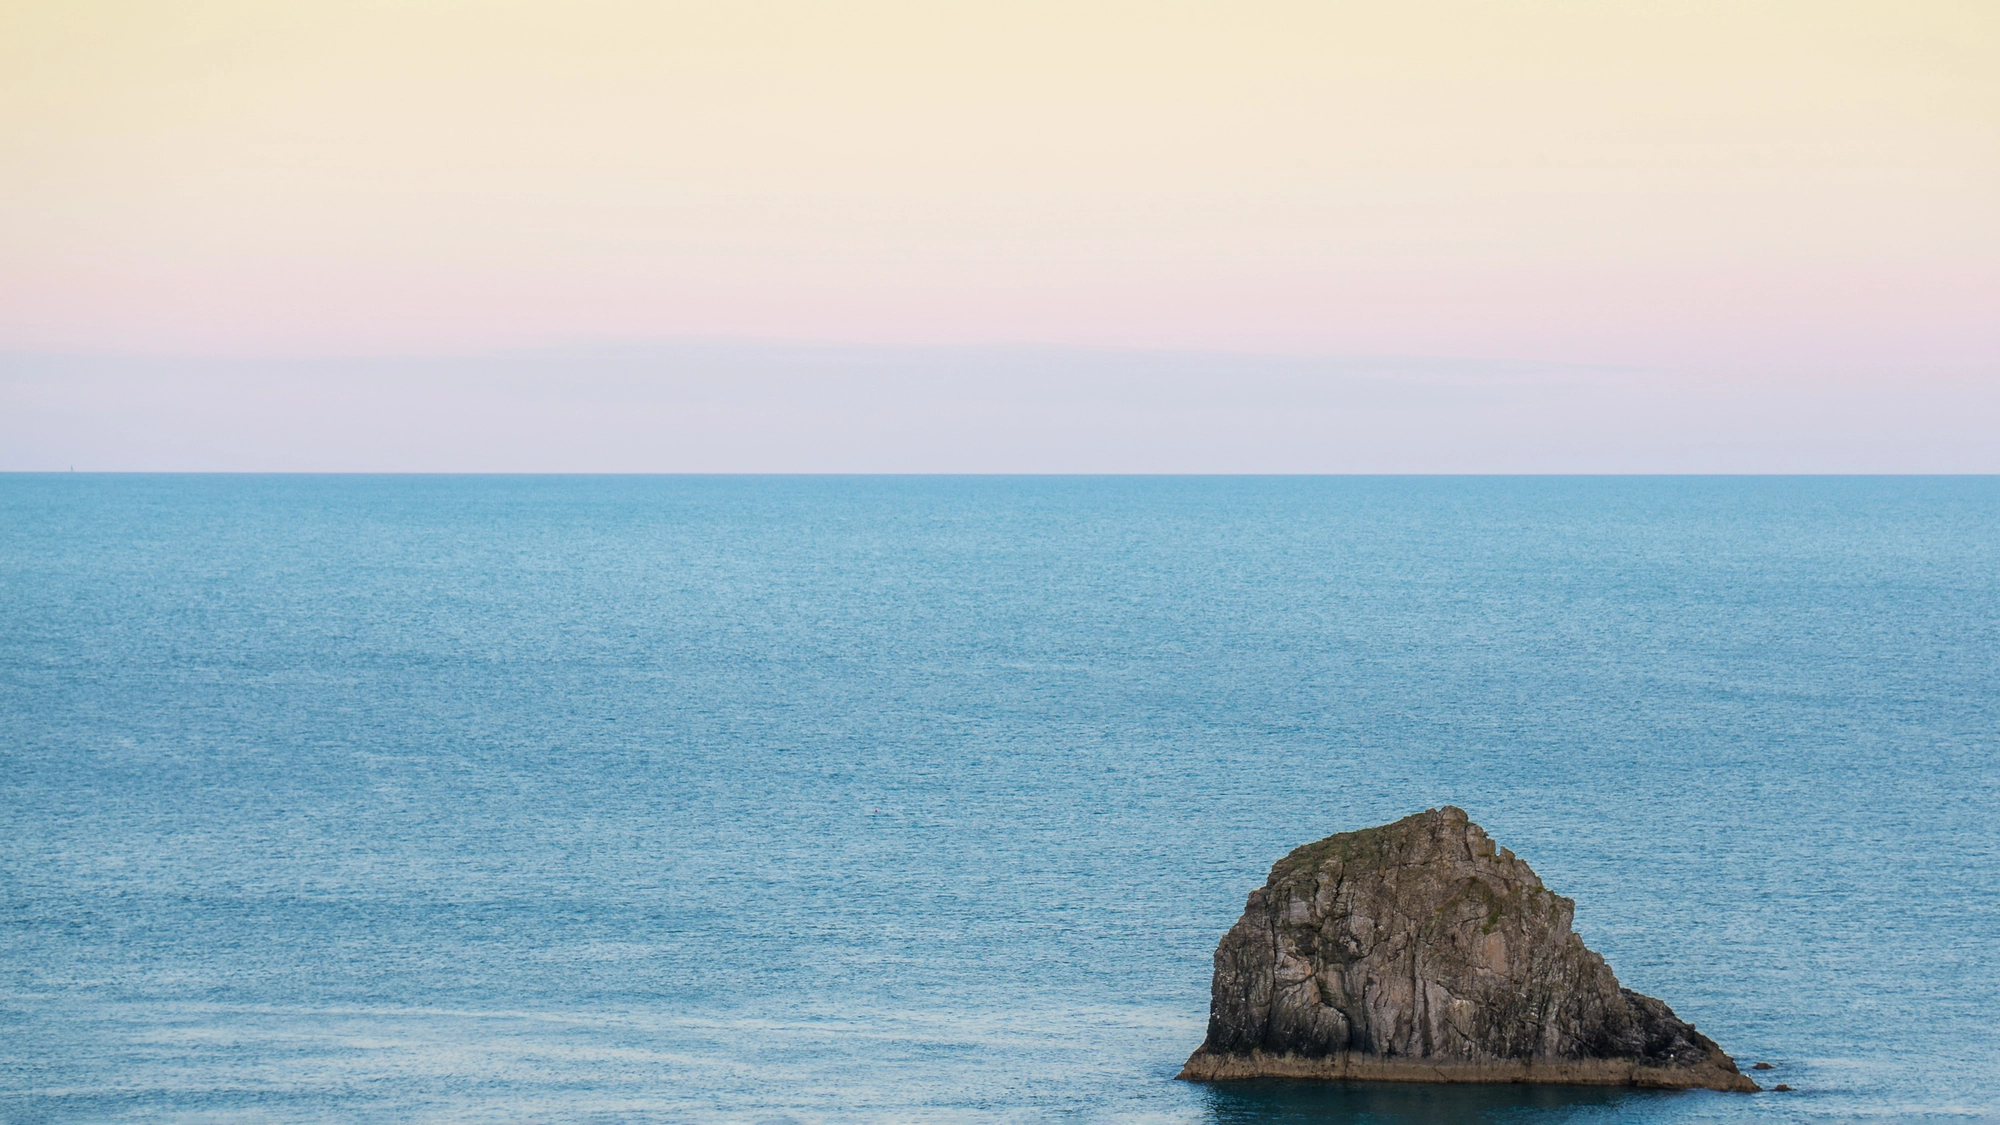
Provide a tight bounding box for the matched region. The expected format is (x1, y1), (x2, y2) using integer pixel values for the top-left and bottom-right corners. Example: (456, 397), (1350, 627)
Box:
(1200, 1078), (1669, 1124)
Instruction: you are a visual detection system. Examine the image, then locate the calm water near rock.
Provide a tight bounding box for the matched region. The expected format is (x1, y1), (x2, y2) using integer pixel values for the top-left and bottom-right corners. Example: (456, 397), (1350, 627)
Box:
(3, 475), (1996, 1124)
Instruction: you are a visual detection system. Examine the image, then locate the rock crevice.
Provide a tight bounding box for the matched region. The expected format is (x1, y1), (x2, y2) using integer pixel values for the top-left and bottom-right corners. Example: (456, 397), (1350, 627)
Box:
(1179, 807), (1756, 1092)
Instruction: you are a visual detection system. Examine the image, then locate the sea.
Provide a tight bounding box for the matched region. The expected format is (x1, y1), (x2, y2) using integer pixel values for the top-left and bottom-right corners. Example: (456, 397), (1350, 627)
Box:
(2, 475), (1995, 1124)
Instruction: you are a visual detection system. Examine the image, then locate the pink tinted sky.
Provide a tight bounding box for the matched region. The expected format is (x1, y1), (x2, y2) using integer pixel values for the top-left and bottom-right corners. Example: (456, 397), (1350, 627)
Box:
(1, 1), (1995, 469)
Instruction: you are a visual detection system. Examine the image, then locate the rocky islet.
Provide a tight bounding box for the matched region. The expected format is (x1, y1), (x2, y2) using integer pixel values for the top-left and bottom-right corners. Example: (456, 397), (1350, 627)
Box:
(1180, 807), (1758, 1092)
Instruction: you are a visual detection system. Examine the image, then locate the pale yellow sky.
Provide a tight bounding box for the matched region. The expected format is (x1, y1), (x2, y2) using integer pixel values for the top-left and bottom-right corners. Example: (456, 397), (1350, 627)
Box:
(2, 0), (1995, 364)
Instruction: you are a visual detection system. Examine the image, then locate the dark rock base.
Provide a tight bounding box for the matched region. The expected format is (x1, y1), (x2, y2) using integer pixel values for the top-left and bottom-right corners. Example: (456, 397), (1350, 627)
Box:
(1179, 1045), (1759, 1092)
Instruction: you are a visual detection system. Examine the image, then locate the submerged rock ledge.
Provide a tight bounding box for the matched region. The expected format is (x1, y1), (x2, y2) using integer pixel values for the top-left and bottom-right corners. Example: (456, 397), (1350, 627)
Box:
(1179, 807), (1756, 1092)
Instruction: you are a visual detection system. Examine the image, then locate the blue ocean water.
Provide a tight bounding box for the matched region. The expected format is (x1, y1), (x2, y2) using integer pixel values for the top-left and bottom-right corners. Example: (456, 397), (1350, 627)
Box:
(2, 475), (1996, 1124)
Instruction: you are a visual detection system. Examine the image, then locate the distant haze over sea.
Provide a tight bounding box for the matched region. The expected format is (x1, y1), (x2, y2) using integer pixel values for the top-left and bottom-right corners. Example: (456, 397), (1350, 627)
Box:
(4, 342), (1996, 473)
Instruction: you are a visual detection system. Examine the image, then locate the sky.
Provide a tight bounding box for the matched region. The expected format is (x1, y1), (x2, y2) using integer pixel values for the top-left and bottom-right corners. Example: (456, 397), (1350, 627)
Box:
(2, 1), (1995, 471)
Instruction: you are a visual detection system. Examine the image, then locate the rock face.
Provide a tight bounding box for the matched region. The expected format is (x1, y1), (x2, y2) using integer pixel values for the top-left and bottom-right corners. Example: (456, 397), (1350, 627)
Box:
(1179, 807), (1756, 1092)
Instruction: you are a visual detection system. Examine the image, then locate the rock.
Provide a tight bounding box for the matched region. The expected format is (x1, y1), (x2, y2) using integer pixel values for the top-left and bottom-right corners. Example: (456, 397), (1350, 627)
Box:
(1178, 807), (1757, 1092)
(1773, 1084), (1792, 1091)
(1753, 1062), (1774, 1070)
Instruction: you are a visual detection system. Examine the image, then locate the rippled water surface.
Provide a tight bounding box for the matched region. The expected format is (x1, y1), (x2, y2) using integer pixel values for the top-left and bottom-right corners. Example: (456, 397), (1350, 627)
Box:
(3, 476), (1996, 1124)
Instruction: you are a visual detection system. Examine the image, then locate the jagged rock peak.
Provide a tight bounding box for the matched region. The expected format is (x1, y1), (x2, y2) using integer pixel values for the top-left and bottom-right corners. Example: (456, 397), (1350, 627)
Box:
(1179, 807), (1756, 1092)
